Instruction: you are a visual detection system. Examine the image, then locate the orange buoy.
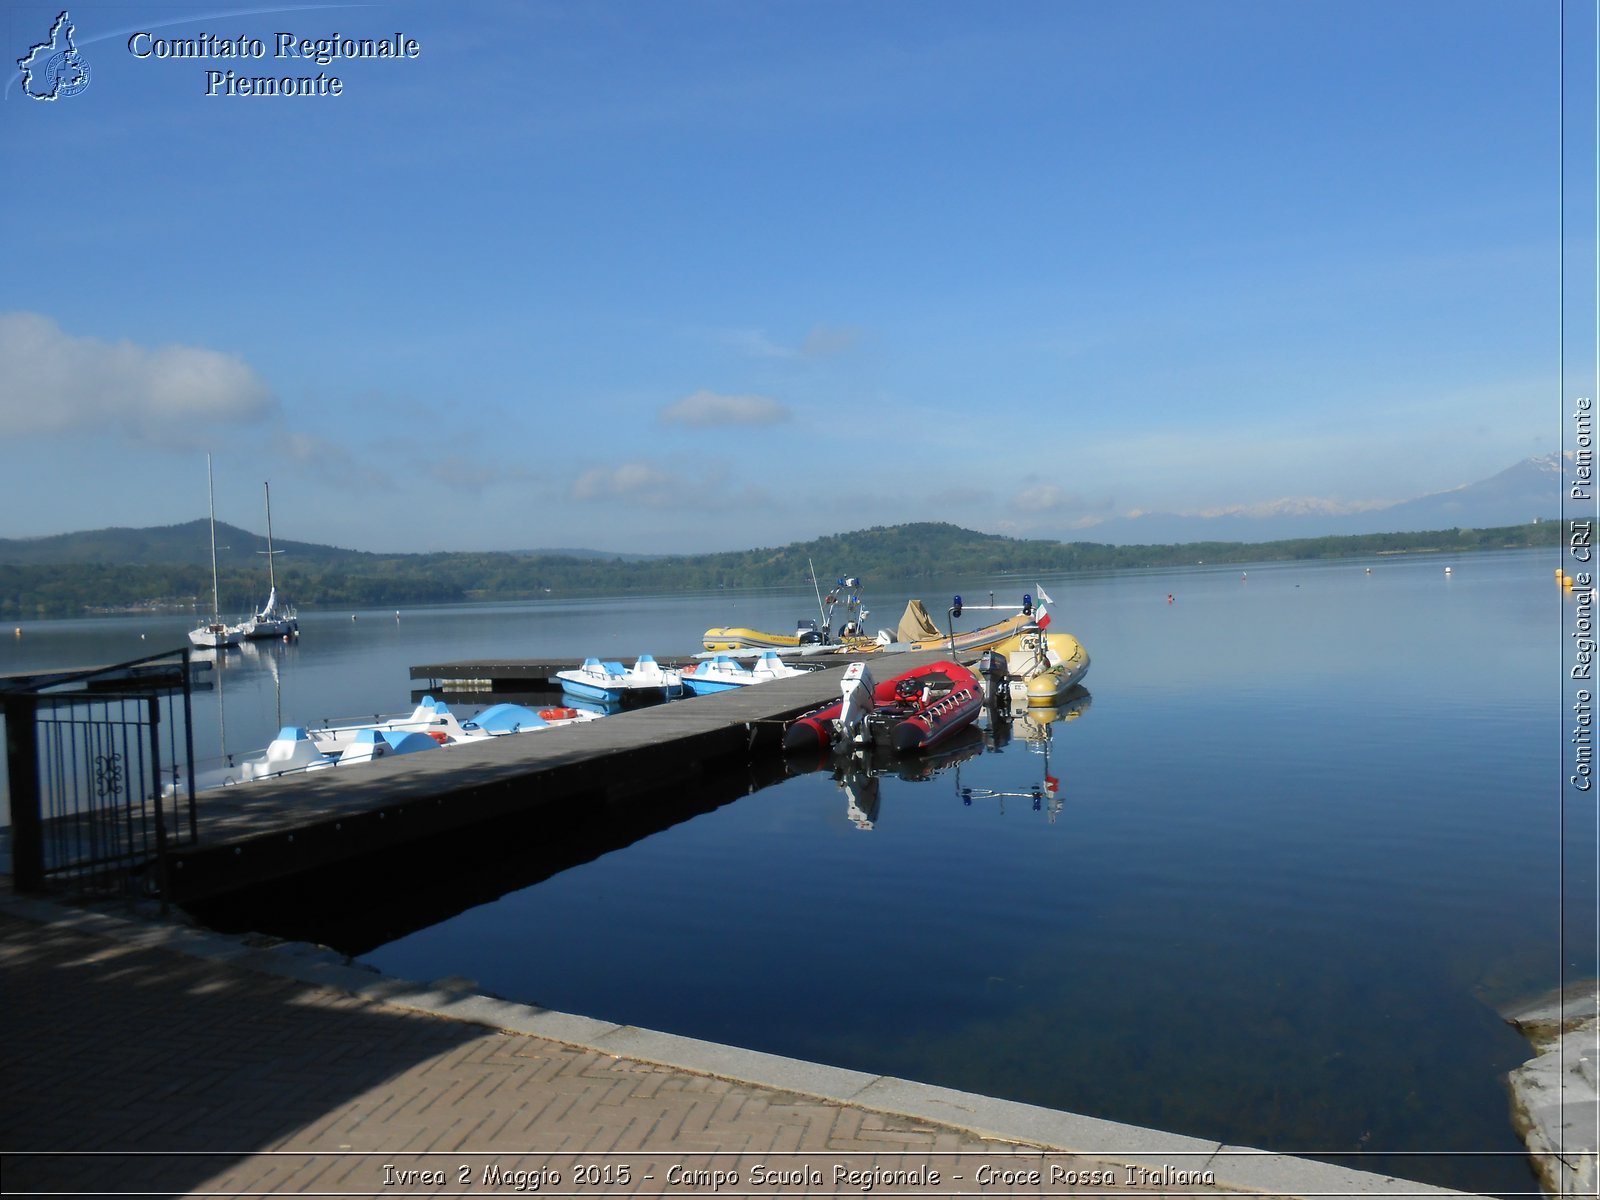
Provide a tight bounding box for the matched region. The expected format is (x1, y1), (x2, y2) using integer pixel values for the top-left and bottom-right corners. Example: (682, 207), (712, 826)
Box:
(427, 730), (450, 744)
(540, 707), (580, 721)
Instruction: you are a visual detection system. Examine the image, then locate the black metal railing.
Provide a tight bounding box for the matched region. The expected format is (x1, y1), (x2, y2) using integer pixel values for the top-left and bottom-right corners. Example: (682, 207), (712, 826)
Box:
(3, 649), (197, 898)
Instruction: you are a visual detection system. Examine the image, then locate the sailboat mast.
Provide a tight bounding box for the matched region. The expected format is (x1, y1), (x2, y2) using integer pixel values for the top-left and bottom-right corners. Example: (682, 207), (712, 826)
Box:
(263, 481), (277, 595)
(206, 454), (220, 617)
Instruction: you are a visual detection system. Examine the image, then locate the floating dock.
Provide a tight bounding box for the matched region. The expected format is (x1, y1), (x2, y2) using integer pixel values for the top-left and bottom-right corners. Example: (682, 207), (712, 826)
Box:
(164, 652), (957, 906)
(409, 655), (697, 692)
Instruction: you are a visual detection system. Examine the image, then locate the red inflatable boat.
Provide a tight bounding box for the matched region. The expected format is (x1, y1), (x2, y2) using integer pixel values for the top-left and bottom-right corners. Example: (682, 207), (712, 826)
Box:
(783, 659), (985, 756)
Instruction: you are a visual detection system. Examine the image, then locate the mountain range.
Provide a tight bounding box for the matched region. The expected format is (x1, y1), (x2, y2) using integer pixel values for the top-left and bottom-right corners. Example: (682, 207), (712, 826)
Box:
(1067, 454), (1565, 544)
(0, 523), (663, 568)
(0, 454), (1570, 568)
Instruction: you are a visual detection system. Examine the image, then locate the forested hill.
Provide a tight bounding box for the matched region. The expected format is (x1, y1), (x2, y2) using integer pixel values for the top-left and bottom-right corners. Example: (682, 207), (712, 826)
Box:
(0, 522), (660, 568)
(0, 519), (1563, 618)
(0, 520), (364, 568)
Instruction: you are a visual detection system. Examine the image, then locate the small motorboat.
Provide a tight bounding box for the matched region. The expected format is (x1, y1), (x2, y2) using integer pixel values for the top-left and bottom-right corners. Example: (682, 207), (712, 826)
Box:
(702, 620), (878, 654)
(783, 659), (985, 756)
(682, 654), (754, 695)
(556, 654), (684, 704)
(749, 650), (813, 683)
(682, 651), (812, 695)
(708, 587), (1049, 659)
(982, 628), (1091, 708)
(704, 573), (876, 654)
(875, 597), (1037, 655)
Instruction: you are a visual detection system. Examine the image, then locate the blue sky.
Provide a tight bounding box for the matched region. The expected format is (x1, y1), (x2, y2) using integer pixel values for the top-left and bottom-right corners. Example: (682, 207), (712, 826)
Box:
(0, 0), (1584, 553)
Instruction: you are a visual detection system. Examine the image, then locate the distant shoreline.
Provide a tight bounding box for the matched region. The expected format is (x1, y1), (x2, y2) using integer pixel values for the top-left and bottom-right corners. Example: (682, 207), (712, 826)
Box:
(1, 519), (1563, 620)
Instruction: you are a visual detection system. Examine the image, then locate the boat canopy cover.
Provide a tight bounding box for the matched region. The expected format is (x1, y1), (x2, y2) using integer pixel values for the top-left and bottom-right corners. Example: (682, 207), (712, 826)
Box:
(379, 730), (440, 754)
(896, 599), (942, 644)
(471, 703), (549, 733)
(261, 727), (315, 765)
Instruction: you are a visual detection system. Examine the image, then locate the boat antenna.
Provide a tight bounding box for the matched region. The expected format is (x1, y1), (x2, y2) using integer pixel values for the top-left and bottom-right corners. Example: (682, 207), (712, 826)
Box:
(810, 558), (827, 625)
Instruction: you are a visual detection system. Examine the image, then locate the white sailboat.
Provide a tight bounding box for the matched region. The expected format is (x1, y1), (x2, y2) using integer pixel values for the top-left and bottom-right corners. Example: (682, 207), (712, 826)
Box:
(189, 454), (241, 650)
(240, 481), (299, 640)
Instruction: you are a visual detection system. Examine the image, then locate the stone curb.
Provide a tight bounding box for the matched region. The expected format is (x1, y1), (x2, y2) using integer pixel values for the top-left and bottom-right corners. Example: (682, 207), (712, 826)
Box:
(0, 893), (1486, 1198)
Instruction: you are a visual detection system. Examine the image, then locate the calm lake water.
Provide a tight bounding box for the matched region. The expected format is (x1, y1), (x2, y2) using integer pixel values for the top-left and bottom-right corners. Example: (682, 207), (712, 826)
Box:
(1, 548), (1586, 1195)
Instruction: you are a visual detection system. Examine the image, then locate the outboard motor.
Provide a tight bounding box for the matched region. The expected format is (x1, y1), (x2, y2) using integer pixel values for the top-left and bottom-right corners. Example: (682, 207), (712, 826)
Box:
(795, 618), (823, 645)
(838, 662), (877, 745)
(977, 649), (1012, 715)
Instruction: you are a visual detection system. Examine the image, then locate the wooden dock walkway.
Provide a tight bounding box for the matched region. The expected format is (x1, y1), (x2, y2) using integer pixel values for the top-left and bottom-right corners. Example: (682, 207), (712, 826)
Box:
(409, 656), (595, 691)
(165, 651), (957, 906)
(408, 649), (855, 693)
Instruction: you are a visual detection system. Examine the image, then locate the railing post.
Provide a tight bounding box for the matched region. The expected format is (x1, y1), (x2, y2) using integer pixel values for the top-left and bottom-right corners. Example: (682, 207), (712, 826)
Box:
(144, 695), (166, 897)
(4, 694), (44, 892)
(181, 647), (197, 841)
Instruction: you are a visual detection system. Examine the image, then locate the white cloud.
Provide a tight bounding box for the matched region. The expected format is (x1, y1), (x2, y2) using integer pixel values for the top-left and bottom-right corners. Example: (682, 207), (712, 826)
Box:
(1185, 496), (1393, 519)
(572, 459), (773, 512)
(660, 389), (790, 428)
(0, 312), (276, 444)
(1010, 484), (1077, 514)
(276, 431), (396, 493)
(1009, 483), (1116, 518)
(573, 461), (685, 507)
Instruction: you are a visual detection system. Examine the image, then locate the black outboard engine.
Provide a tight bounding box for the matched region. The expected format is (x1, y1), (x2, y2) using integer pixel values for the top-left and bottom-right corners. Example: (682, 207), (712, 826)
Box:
(977, 649), (1011, 715)
(795, 618), (823, 645)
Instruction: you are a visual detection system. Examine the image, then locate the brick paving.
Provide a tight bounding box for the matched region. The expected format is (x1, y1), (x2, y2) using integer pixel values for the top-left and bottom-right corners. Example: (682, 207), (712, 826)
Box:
(0, 909), (1259, 1200)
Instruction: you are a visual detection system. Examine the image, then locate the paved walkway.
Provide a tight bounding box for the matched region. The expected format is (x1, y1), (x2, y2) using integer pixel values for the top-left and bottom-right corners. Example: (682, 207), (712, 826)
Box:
(0, 892), (1476, 1199)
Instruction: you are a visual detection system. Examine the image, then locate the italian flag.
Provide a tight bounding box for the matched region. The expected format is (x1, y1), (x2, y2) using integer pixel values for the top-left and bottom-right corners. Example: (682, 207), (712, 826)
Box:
(1036, 585), (1053, 629)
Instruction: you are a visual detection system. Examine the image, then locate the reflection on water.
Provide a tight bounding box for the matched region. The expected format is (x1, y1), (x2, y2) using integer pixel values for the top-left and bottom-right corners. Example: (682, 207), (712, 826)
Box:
(792, 687), (1091, 831)
(1, 550), (1581, 1195)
